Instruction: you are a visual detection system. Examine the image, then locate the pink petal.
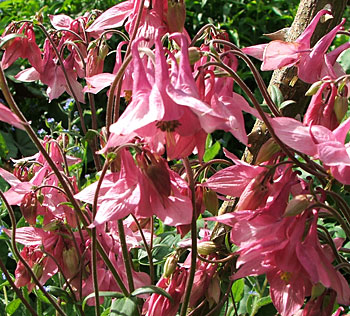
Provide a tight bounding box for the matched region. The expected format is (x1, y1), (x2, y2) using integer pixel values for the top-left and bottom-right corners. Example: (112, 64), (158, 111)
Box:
(242, 44), (268, 61)
(83, 73), (115, 94)
(270, 117), (317, 156)
(0, 103), (25, 130)
(4, 227), (45, 245)
(86, 1), (134, 34)
(202, 164), (264, 196)
(262, 41), (301, 71)
(49, 14), (73, 29)
(318, 141), (350, 166)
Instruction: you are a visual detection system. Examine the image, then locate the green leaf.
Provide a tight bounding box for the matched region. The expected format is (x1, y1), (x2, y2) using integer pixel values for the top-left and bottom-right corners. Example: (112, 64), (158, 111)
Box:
(82, 291), (124, 310)
(268, 85), (283, 107)
(101, 308), (111, 316)
(83, 129), (100, 142)
(257, 296), (273, 307)
(45, 285), (73, 303)
(231, 278), (244, 303)
(132, 285), (173, 302)
(0, 132), (8, 158)
(203, 141), (221, 162)
(110, 297), (139, 316)
(339, 49), (350, 74)
(34, 289), (50, 304)
(6, 298), (21, 315)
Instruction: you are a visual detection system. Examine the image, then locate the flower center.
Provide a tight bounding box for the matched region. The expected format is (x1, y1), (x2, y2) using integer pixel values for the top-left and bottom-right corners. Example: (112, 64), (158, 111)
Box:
(156, 120), (181, 132)
(280, 271), (292, 283)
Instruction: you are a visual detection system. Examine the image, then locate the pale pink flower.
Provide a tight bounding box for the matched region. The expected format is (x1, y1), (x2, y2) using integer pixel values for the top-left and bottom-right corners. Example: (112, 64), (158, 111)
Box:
(75, 149), (192, 227)
(243, 9), (349, 83)
(142, 267), (188, 316)
(271, 116), (350, 184)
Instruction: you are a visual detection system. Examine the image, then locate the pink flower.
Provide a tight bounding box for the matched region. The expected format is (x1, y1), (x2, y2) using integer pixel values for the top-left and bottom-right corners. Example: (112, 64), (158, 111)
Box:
(142, 267), (188, 316)
(303, 81), (338, 130)
(202, 148), (266, 197)
(270, 116), (350, 184)
(209, 172), (350, 316)
(243, 9), (349, 83)
(75, 149), (193, 227)
(1, 22), (42, 72)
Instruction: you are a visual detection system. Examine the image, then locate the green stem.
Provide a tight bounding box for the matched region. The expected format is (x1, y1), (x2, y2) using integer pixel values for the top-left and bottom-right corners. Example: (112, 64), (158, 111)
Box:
(179, 158), (197, 316)
(131, 214), (155, 284)
(0, 191), (67, 316)
(117, 219), (135, 293)
(0, 258), (38, 316)
(0, 62), (128, 295)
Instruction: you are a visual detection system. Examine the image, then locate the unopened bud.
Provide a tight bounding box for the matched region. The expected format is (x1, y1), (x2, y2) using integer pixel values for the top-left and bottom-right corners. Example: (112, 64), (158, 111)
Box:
(255, 138), (280, 164)
(334, 95), (348, 123)
(203, 189), (218, 216)
(20, 192), (38, 226)
(63, 247), (79, 277)
(42, 220), (60, 231)
(32, 262), (43, 280)
(311, 283), (325, 300)
(236, 172), (269, 211)
(197, 241), (218, 256)
(305, 81), (323, 96)
(188, 47), (202, 65)
(163, 254), (178, 278)
(284, 194), (313, 217)
(167, 0), (186, 33)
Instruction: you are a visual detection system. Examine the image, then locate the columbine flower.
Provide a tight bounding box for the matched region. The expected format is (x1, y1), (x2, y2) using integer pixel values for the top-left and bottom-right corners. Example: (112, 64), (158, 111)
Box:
(243, 9), (349, 83)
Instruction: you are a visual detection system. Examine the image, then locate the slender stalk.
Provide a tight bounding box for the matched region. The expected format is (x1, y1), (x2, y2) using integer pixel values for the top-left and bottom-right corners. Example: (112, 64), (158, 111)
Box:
(41, 250), (78, 304)
(179, 158), (198, 316)
(314, 203), (350, 238)
(197, 253), (235, 264)
(0, 63), (128, 295)
(131, 214), (155, 284)
(36, 24), (87, 135)
(0, 191), (67, 316)
(190, 24), (218, 47)
(211, 39), (280, 117)
(91, 227), (100, 316)
(105, 54), (132, 135)
(117, 219), (135, 293)
(0, 258), (38, 316)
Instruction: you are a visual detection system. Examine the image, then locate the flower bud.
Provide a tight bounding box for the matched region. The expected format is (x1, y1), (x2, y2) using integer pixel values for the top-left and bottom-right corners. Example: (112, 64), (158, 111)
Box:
(32, 262), (43, 280)
(311, 282), (325, 300)
(63, 247), (79, 278)
(163, 254), (178, 278)
(188, 47), (202, 65)
(203, 189), (219, 215)
(305, 80), (323, 96)
(20, 192), (38, 226)
(197, 241), (218, 256)
(255, 138), (280, 164)
(42, 220), (60, 231)
(236, 172), (269, 211)
(167, 0), (186, 33)
(284, 194), (312, 217)
(334, 95), (348, 123)
(86, 40), (108, 77)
